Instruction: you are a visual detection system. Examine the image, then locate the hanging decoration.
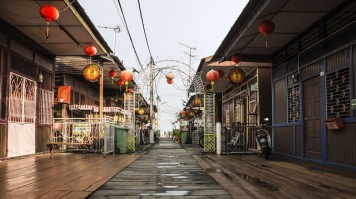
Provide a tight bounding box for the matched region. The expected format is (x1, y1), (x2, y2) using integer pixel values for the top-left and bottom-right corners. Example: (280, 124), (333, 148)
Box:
(84, 45), (97, 65)
(258, 20), (275, 48)
(231, 54), (242, 64)
(120, 70), (134, 90)
(108, 69), (117, 84)
(193, 98), (201, 106)
(138, 108), (145, 115)
(126, 88), (133, 93)
(39, 4), (59, 41)
(228, 67), (245, 85)
(167, 78), (174, 84)
(83, 64), (100, 82)
(117, 79), (124, 89)
(206, 69), (220, 90)
(218, 70), (225, 78)
(165, 72), (175, 80)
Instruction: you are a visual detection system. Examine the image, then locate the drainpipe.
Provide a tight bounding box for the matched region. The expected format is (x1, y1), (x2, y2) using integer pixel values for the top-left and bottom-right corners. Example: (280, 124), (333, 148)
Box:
(216, 122), (221, 155)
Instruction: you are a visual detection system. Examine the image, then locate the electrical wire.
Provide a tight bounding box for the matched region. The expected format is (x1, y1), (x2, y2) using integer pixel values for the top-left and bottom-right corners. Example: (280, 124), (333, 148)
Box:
(116, 0), (143, 70)
(137, 0), (153, 60)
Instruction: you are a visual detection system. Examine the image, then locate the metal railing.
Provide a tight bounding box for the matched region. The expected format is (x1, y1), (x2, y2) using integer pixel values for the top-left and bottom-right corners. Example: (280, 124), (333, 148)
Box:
(222, 122), (272, 154)
(52, 118), (115, 156)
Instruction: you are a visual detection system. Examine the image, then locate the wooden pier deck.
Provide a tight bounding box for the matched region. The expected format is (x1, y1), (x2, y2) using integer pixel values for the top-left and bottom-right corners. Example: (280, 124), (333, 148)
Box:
(0, 153), (140, 199)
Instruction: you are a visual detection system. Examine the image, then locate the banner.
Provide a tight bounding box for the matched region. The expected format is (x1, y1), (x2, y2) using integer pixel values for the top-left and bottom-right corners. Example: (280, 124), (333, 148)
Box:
(57, 86), (71, 104)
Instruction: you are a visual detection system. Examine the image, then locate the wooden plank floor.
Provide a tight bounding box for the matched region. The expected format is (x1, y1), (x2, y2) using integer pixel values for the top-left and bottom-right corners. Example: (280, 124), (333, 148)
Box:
(0, 153), (140, 199)
(192, 154), (356, 199)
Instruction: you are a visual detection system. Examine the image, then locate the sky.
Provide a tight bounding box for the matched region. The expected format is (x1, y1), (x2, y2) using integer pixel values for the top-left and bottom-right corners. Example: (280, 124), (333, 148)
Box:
(80, 0), (248, 132)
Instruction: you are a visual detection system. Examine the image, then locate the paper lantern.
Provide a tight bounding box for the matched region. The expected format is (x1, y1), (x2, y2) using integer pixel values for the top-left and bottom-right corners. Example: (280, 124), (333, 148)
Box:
(84, 45), (97, 57)
(167, 78), (174, 84)
(180, 110), (186, 115)
(39, 4), (59, 40)
(258, 20), (275, 48)
(193, 98), (201, 106)
(108, 70), (117, 79)
(166, 72), (175, 80)
(218, 70), (225, 78)
(39, 4), (59, 22)
(138, 108), (145, 115)
(126, 88), (133, 93)
(117, 79), (124, 86)
(206, 69), (220, 85)
(231, 54), (242, 64)
(120, 70), (133, 84)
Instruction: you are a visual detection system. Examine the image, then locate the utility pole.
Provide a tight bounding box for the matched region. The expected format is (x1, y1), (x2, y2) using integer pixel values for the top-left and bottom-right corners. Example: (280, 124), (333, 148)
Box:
(178, 42), (196, 86)
(149, 57), (154, 143)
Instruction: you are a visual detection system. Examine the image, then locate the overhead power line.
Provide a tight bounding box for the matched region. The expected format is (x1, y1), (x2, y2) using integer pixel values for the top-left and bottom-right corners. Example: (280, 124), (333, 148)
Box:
(137, 0), (153, 60)
(115, 0), (143, 69)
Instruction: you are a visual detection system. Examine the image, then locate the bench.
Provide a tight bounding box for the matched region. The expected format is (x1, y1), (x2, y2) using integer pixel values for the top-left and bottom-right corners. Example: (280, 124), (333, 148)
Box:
(47, 142), (93, 154)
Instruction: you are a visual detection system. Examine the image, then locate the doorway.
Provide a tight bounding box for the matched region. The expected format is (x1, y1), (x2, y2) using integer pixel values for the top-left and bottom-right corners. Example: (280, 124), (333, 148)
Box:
(303, 77), (322, 160)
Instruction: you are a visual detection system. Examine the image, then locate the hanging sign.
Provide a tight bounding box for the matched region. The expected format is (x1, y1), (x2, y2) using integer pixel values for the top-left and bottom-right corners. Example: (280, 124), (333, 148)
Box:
(57, 86), (71, 103)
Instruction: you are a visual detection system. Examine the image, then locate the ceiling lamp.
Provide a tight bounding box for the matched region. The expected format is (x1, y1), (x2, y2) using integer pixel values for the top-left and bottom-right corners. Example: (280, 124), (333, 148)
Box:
(258, 20), (275, 48)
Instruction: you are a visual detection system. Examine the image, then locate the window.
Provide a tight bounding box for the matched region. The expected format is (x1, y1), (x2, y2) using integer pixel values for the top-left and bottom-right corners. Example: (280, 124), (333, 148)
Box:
(326, 68), (350, 118)
(288, 86), (300, 122)
(39, 89), (52, 124)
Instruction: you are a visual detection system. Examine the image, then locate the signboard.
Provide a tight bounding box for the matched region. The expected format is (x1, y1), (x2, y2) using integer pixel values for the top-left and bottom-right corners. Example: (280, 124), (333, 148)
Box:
(57, 86), (71, 103)
(69, 105), (126, 114)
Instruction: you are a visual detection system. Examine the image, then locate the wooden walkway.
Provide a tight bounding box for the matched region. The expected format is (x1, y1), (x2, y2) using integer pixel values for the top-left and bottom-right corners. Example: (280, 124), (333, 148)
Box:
(192, 153), (356, 199)
(0, 153), (140, 199)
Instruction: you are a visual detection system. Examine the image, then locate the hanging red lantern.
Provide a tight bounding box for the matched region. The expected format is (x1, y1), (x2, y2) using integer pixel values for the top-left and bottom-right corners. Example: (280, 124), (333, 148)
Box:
(120, 70), (134, 84)
(231, 54), (242, 64)
(108, 69), (117, 84)
(39, 4), (59, 41)
(218, 70), (225, 78)
(206, 69), (220, 85)
(40, 4), (59, 22)
(258, 20), (275, 48)
(166, 72), (175, 80)
(117, 79), (124, 86)
(167, 78), (174, 84)
(180, 110), (186, 116)
(126, 88), (133, 93)
(108, 70), (117, 79)
(84, 45), (97, 57)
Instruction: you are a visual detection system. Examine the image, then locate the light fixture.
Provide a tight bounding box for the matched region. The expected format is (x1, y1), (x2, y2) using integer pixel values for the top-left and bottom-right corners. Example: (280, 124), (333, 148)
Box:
(38, 72), (44, 83)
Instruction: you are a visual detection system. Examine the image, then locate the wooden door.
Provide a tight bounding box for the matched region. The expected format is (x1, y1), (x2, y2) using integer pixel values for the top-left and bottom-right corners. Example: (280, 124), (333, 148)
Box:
(303, 77), (321, 160)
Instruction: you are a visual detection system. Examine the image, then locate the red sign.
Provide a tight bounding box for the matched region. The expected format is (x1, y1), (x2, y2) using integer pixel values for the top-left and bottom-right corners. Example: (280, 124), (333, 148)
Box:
(57, 86), (71, 104)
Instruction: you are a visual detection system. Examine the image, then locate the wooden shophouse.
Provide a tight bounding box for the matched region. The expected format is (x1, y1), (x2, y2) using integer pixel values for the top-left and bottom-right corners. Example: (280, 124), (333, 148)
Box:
(0, 0), (125, 158)
(211, 0), (356, 168)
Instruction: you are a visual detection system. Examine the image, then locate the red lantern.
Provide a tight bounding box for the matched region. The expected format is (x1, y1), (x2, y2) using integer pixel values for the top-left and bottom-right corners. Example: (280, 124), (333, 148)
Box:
(108, 70), (117, 79)
(120, 70), (134, 84)
(180, 110), (186, 116)
(84, 45), (97, 57)
(117, 79), (124, 86)
(39, 4), (59, 41)
(166, 72), (175, 80)
(218, 70), (225, 78)
(206, 69), (220, 85)
(231, 54), (242, 64)
(167, 79), (174, 84)
(40, 4), (59, 22)
(126, 88), (133, 93)
(258, 20), (275, 48)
